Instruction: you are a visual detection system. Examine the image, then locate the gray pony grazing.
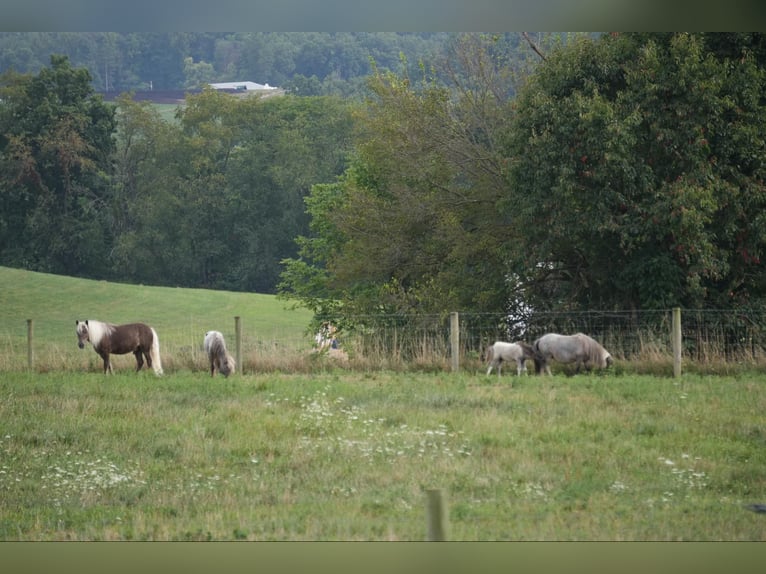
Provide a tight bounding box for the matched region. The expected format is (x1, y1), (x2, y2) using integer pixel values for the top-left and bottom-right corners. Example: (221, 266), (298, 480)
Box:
(204, 330), (236, 377)
(532, 332), (612, 375)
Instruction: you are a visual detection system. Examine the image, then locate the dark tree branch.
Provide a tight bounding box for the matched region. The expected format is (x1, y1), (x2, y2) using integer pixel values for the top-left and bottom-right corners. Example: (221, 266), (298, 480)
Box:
(522, 32), (547, 62)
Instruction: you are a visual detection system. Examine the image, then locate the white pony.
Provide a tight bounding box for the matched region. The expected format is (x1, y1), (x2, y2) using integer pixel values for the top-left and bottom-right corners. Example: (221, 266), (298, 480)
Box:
(532, 332), (612, 375)
(204, 330), (236, 377)
(485, 341), (538, 377)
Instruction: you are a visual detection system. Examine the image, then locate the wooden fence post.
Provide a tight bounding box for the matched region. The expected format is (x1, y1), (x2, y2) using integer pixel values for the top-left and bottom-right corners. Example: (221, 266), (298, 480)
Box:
(450, 312), (459, 372)
(234, 316), (242, 375)
(27, 319), (33, 371)
(672, 307), (682, 378)
(425, 489), (449, 541)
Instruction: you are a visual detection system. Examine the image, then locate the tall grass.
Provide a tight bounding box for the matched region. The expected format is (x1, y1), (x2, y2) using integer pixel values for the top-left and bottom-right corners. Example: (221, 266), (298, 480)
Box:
(1, 370), (765, 540)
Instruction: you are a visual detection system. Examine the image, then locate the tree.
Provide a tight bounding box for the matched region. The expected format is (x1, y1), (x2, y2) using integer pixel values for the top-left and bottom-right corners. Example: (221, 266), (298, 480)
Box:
(110, 90), (354, 292)
(280, 35), (525, 316)
(507, 33), (766, 310)
(0, 55), (116, 277)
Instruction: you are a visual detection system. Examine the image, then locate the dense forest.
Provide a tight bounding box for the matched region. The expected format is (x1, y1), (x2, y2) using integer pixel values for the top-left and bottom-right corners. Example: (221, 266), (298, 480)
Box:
(2, 33), (765, 320)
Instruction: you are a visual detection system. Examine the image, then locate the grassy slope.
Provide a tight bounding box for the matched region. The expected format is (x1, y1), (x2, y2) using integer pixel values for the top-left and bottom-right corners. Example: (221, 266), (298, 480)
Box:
(0, 266), (313, 370)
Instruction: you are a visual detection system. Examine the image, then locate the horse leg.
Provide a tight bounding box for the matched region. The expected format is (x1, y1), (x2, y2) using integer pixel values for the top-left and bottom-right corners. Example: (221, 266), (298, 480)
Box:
(96, 350), (110, 374)
(132, 350), (145, 372)
(487, 359), (501, 376)
(144, 349), (153, 371)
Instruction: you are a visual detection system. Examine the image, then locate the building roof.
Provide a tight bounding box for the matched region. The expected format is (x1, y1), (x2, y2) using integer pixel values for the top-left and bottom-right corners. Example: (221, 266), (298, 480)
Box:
(209, 81), (277, 91)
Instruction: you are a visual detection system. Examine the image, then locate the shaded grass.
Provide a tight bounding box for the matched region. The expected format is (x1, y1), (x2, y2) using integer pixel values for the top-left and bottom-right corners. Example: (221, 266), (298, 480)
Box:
(1, 370), (765, 540)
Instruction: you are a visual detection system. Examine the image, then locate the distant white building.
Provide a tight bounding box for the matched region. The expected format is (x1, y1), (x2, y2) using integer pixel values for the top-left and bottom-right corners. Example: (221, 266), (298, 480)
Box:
(209, 81), (278, 92)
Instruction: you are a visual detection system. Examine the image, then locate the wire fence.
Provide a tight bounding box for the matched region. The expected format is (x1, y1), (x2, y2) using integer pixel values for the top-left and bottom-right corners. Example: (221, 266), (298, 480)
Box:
(3, 309), (766, 373)
(332, 309), (766, 366)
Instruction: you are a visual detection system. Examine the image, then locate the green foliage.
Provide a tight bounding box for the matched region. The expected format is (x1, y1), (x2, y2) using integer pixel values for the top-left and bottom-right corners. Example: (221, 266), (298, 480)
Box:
(281, 35), (524, 318)
(508, 33), (766, 310)
(0, 55), (117, 278)
(0, 33), (455, 97)
(109, 90), (354, 293)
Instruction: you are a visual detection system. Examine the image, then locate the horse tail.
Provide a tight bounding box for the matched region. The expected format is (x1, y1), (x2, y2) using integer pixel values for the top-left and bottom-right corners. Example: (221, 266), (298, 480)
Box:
(485, 343), (494, 364)
(518, 341), (536, 360)
(150, 327), (163, 375)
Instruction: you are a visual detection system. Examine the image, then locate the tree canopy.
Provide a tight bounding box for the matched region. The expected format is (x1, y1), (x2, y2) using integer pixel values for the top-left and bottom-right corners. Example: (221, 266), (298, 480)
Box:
(2, 34), (766, 317)
(0, 54), (116, 277)
(0, 55), (355, 291)
(508, 32), (766, 310)
(280, 33), (766, 319)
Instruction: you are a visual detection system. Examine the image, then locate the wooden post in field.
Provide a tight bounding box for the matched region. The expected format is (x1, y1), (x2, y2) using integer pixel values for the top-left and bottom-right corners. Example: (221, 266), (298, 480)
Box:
(27, 319), (33, 370)
(672, 307), (682, 378)
(450, 312), (459, 372)
(234, 316), (242, 375)
(426, 489), (449, 541)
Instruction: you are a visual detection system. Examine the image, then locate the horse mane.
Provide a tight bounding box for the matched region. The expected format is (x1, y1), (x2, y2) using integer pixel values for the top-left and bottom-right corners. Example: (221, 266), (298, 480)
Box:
(207, 331), (229, 356)
(82, 319), (113, 348)
(575, 332), (609, 368)
(205, 331), (235, 376)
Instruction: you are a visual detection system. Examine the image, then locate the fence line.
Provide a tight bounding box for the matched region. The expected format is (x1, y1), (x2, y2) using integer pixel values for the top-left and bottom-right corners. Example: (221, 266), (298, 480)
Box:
(10, 309), (766, 373)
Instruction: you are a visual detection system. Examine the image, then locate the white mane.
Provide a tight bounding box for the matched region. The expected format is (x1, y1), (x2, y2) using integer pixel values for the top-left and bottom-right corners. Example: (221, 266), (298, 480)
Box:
(80, 319), (113, 348)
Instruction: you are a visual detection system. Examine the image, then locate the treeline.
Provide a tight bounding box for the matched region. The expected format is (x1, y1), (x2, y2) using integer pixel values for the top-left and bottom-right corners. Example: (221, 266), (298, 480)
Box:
(280, 33), (766, 320)
(0, 54), (355, 292)
(2, 33), (766, 319)
(0, 32), (496, 97)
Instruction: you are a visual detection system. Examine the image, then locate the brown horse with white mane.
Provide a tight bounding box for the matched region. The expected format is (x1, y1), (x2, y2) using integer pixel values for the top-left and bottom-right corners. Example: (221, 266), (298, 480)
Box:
(76, 319), (163, 375)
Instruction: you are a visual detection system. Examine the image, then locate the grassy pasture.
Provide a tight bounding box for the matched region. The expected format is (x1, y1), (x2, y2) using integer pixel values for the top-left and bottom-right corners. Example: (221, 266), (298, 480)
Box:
(1, 370), (765, 540)
(1, 266), (766, 540)
(0, 266), (314, 373)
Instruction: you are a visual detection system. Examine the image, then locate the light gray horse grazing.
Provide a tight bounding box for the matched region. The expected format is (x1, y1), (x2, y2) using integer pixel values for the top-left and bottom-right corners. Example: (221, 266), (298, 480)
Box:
(485, 341), (538, 377)
(204, 330), (236, 377)
(533, 332), (612, 375)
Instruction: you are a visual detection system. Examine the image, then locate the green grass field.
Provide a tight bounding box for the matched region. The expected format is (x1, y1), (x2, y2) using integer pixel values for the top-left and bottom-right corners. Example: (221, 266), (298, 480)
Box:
(1, 267), (765, 540)
(1, 370), (765, 540)
(0, 266), (314, 373)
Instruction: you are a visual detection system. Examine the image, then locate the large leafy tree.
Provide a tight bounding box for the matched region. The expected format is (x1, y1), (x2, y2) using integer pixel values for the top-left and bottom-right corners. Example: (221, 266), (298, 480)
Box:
(280, 35), (527, 316)
(508, 33), (766, 310)
(0, 55), (116, 277)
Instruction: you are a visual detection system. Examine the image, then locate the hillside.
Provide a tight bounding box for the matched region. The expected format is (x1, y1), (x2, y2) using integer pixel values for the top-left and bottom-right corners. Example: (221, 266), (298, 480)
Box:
(0, 266), (313, 371)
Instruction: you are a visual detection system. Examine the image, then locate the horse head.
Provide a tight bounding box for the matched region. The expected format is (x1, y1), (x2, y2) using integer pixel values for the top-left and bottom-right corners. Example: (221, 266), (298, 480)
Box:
(75, 320), (90, 349)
